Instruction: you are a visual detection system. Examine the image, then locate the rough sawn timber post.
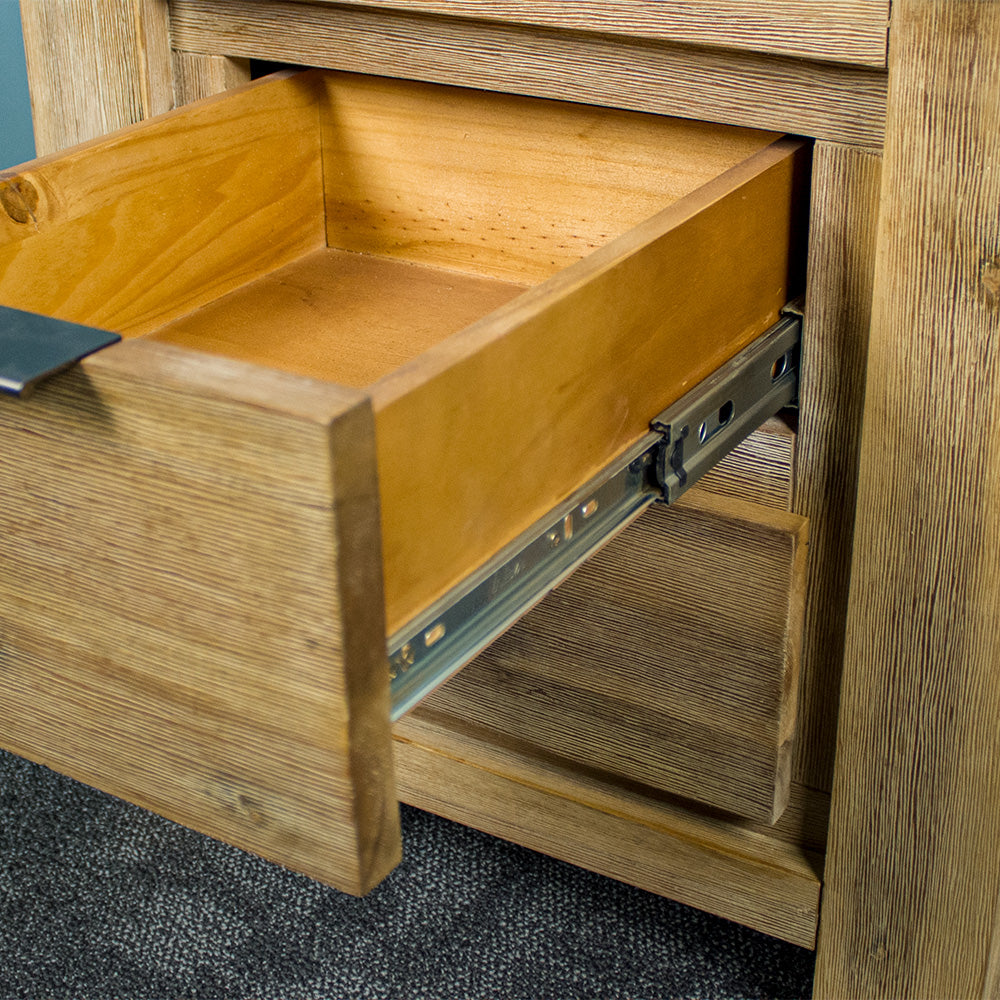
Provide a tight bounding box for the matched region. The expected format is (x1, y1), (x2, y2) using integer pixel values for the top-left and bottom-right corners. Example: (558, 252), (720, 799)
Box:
(18, 0), (249, 155)
(814, 1), (1000, 996)
(18, 0), (173, 155)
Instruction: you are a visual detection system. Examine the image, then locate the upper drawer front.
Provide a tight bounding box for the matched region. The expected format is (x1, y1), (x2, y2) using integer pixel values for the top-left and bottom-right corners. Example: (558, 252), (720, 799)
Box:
(271, 0), (890, 66)
(166, 1), (887, 145)
(0, 69), (809, 892)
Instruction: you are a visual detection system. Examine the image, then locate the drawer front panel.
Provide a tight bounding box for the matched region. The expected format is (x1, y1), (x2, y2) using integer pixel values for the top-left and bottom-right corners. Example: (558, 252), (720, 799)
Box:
(277, 0), (890, 66)
(167, 1), (887, 144)
(0, 342), (398, 894)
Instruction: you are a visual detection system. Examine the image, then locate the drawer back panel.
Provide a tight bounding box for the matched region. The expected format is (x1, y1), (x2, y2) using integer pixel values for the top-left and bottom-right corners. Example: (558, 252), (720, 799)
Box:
(317, 71), (779, 286)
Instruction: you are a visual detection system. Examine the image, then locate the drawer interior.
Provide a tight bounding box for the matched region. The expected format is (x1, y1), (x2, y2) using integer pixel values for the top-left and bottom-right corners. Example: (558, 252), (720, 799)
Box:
(137, 72), (776, 385)
(0, 69), (805, 635)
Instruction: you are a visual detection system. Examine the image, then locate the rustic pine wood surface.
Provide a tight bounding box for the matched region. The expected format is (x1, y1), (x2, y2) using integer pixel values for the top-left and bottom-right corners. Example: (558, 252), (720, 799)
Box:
(0, 340), (399, 894)
(696, 415), (797, 510)
(167, 0), (887, 146)
(394, 712), (822, 948)
(814, 1), (1000, 995)
(793, 143), (882, 791)
(415, 488), (808, 823)
(171, 50), (249, 105)
(282, 0), (890, 67)
(17, 4), (1000, 994)
(16, 0), (886, 154)
(19, 0), (173, 155)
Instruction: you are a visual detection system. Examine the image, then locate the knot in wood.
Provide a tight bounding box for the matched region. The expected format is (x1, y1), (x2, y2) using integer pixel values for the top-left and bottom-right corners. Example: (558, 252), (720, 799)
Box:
(982, 256), (1000, 305)
(0, 177), (39, 225)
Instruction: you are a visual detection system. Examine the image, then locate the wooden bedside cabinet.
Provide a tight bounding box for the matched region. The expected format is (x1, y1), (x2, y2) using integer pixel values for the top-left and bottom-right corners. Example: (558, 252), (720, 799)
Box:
(8, 2), (1000, 997)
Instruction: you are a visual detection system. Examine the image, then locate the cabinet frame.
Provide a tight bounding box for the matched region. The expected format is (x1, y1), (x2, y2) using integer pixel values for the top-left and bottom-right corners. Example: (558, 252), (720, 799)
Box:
(15, 1), (1000, 995)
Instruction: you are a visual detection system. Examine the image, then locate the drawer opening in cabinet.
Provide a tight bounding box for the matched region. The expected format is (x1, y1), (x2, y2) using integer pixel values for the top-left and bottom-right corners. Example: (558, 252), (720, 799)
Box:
(0, 69), (809, 640)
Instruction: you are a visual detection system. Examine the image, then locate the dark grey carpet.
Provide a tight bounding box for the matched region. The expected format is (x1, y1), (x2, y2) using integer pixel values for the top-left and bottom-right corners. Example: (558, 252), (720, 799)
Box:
(0, 748), (814, 999)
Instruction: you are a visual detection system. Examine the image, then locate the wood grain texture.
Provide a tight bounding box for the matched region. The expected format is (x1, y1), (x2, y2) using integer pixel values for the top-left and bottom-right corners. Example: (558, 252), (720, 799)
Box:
(19, 0), (173, 156)
(0, 71), (324, 336)
(167, 0), (887, 145)
(147, 247), (528, 385)
(373, 138), (810, 633)
(317, 71), (780, 286)
(394, 713), (822, 948)
(283, 0), (889, 67)
(415, 492), (808, 823)
(172, 50), (250, 106)
(1, 64), (805, 639)
(0, 339), (399, 894)
(793, 143), (882, 792)
(696, 415), (796, 511)
(815, 2), (1000, 996)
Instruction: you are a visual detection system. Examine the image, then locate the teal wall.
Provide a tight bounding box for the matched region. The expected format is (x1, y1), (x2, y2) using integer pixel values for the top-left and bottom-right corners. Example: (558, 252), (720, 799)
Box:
(1, 0), (36, 169)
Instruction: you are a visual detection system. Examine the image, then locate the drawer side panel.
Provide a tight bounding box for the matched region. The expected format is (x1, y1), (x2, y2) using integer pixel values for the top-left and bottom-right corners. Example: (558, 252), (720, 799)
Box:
(0, 71), (324, 337)
(374, 140), (810, 633)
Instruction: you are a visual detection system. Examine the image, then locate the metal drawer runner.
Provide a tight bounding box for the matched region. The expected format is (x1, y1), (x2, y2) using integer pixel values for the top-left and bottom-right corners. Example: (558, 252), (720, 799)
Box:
(389, 310), (802, 719)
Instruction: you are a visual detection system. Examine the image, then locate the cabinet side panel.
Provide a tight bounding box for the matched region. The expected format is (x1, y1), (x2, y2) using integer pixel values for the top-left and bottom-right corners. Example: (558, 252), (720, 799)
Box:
(0, 340), (399, 894)
(19, 0), (173, 155)
(816, 1), (1000, 995)
(793, 142), (882, 791)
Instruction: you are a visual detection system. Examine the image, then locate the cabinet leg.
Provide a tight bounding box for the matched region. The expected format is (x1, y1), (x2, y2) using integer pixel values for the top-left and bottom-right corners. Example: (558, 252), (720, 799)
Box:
(19, 0), (172, 155)
(816, 1), (1000, 996)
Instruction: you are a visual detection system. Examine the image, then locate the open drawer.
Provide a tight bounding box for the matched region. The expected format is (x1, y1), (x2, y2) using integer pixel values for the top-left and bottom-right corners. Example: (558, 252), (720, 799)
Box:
(0, 70), (809, 894)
